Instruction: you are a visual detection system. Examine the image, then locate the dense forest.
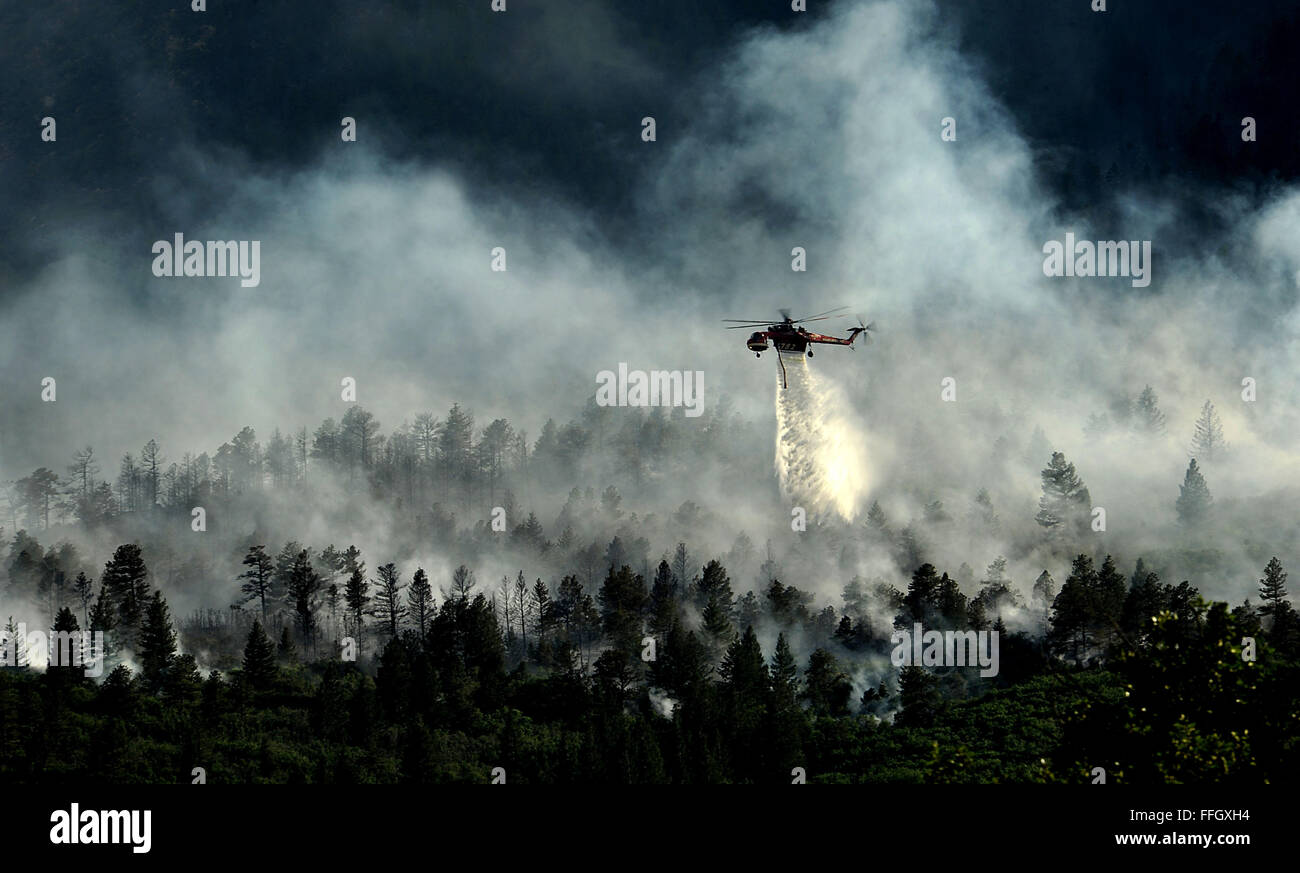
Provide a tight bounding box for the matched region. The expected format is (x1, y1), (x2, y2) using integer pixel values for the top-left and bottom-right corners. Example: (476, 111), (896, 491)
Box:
(1, 396), (1296, 784)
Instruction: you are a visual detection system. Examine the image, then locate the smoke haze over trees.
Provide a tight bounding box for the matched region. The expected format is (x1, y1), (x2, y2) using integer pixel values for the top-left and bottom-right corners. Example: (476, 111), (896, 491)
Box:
(2, 0), (1299, 784)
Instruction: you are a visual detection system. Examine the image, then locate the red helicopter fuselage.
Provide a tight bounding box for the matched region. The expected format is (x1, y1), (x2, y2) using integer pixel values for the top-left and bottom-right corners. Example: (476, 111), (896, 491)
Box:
(746, 322), (864, 357)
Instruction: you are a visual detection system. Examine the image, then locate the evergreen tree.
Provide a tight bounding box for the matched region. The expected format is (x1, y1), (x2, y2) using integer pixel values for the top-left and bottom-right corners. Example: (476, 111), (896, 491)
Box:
(272, 541), (304, 608)
(1035, 452), (1091, 538)
(898, 563), (942, 627)
(372, 563), (407, 640)
(285, 549), (322, 650)
(598, 565), (647, 654)
(1258, 557), (1289, 618)
(719, 625), (768, 696)
(138, 591), (176, 693)
(73, 571), (94, 630)
(88, 588), (118, 670)
(896, 523), (924, 571)
(1094, 555), (1128, 651)
(1032, 570), (1055, 608)
(865, 499), (891, 539)
(530, 578), (553, 647)
(694, 559), (734, 613)
(49, 607), (81, 676)
(936, 572), (968, 628)
(769, 633), (799, 707)
(164, 654), (204, 706)
(896, 665), (941, 727)
(1049, 555), (1095, 664)
(241, 620), (277, 689)
(671, 542), (690, 592)
(802, 649), (852, 717)
(2, 616), (26, 668)
(278, 626), (296, 661)
(238, 545), (275, 623)
(648, 559), (678, 636)
(1048, 555), (1123, 664)
(344, 566), (369, 644)
(407, 568), (434, 640)
(719, 625), (769, 781)
(101, 544), (149, 647)
(1132, 385), (1167, 435)
(1121, 565), (1164, 644)
(446, 565), (476, 601)
(1175, 458), (1212, 526)
(1190, 399), (1227, 460)
(701, 593), (735, 658)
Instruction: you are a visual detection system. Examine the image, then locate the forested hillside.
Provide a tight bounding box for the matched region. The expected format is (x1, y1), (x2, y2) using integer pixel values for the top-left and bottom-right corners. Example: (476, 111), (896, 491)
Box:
(2, 398), (1296, 784)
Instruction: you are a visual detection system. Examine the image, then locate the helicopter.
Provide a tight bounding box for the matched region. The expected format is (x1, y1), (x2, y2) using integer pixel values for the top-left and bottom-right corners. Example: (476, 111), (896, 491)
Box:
(723, 306), (874, 388)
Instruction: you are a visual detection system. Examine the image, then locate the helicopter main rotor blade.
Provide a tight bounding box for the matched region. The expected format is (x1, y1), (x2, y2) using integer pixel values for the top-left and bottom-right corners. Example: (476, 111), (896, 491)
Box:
(790, 305), (848, 323)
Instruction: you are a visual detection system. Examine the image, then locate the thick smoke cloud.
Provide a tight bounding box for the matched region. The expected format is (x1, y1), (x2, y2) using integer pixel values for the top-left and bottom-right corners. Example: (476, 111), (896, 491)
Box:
(2, 0), (1298, 628)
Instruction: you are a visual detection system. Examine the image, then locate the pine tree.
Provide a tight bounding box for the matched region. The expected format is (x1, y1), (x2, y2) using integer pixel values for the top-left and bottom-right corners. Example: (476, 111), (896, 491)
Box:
(49, 606), (81, 674)
(530, 578), (553, 646)
(899, 563), (941, 626)
(238, 545), (275, 623)
(1036, 452), (1091, 537)
(446, 565), (476, 601)
(671, 542), (690, 593)
(88, 588), (118, 670)
(272, 541), (304, 608)
(101, 544), (149, 647)
(278, 626), (296, 661)
(648, 560), (678, 636)
(1190, 399), (1227, 460)
(802, 649), (852, 717)
(1121, 565), (1164, 643)
(1258, 557), (1289, 617)
(719, 625), (768, 696)
(896, 665), (941, 727)
(344, 566), (369, 644)
(373, 562), (407, 640)
(702, 593), (735, 658)
(599, 564), (647, 657)
(973, 489), (999, 530)
(138, 591), (177, 693)
(1094, 555), (1128, 650)
(242, 620), (277, 689)
(896, 523), (924, 571)
(73, 571), (94, 629)
(1133, 385), (1167, 435)
(865, 499), (890, 539)
(3, 616), (26, 668)
(1175, 458), (1213, 526)
(1049, 555), (1093, 664)
(769, 632), (799, 707)
(285, 549), (321, 650)
(407, 568), (434, 640)
(1032, 570), (1055, 608)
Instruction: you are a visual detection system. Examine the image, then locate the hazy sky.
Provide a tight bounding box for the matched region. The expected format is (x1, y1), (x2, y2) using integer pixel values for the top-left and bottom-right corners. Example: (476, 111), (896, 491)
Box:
(2, 0), (1298, 588)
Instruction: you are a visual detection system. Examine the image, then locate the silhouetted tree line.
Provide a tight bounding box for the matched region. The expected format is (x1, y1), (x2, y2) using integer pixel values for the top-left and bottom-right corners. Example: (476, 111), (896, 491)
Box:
(2, 526), (1296, 783)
